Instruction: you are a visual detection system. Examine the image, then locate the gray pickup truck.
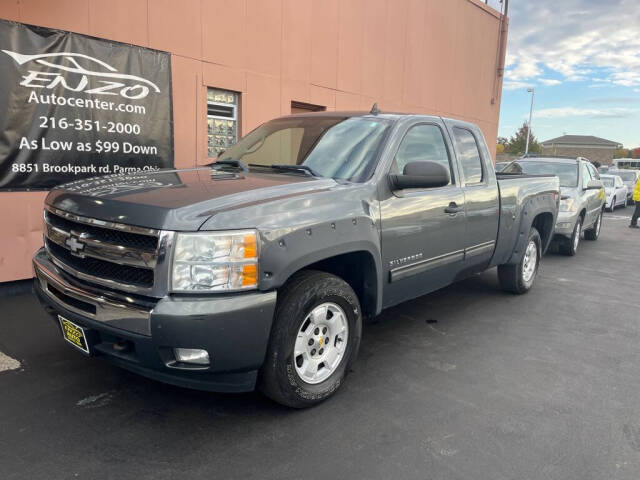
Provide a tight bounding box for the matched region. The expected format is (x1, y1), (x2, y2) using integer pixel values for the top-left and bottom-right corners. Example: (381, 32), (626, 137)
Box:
(33, 111), (560, 407)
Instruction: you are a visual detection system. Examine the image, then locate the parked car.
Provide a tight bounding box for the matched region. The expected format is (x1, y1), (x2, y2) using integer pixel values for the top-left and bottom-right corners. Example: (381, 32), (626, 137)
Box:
(33, 111), (560, 408)
(600, 174), (628, 211)
(608, 169), (640, 204)
(494, 161), (510, 172)
(503, 156), (605, 256)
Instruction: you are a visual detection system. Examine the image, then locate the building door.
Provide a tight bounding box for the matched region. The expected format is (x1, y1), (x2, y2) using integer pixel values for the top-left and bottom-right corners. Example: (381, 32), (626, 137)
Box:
(291, 101), (325, 114)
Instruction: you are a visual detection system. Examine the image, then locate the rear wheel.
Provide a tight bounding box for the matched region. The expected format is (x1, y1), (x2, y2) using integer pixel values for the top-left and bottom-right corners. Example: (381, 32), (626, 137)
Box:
(559, 217), (582, 256)
(584, 210), (602, 241)
(259, 270), (362, 408)
(498, 227), (541, 294)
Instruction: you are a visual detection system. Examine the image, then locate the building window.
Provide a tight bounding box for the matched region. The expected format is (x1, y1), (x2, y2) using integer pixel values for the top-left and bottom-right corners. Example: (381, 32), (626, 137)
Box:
(207, 88), (239, 157)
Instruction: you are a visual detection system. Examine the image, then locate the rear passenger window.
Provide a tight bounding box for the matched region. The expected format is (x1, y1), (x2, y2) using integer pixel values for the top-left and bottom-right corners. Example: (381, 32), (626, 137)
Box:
(393, 124), (453, 185)
(452, 127), (483, 184)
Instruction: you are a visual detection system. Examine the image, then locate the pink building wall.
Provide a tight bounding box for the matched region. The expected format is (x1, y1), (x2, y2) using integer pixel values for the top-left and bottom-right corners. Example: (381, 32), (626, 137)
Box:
(0, 0), (507, 282)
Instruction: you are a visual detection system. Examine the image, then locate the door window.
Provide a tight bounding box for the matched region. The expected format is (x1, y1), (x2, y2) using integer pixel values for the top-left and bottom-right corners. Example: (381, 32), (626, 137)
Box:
(587, 163), (599, 180)
(393, 124), (453, 184)
(452, 127), (483, 184)
(581, 164), (591, 187)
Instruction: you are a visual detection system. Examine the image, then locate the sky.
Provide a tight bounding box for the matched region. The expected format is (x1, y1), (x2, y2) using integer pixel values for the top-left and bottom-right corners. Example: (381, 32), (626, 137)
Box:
(489, 0), (640, 149)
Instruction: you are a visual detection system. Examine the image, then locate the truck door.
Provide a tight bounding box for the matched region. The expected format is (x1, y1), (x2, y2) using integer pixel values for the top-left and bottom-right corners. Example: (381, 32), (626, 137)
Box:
(449, 125), (500, 272)
(380, 122), (467, 308)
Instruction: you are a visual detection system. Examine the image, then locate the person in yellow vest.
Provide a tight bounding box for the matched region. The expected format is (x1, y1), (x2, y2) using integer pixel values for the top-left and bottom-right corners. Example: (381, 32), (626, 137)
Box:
(630, 175), (640, 228)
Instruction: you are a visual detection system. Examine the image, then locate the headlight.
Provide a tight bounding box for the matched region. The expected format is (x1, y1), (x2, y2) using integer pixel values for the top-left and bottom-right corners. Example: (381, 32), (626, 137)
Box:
(171, 230), (258, 292)
(559, 198), (577, 212)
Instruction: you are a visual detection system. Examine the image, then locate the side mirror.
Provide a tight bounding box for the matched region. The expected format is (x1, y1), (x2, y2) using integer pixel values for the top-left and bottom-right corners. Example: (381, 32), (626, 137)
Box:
(585, 179), (603, 190)
(389, 161), (450, 190)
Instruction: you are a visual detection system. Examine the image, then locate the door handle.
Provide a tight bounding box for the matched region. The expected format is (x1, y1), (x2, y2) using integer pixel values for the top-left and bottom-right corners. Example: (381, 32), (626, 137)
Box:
(444, 202), (463, 215)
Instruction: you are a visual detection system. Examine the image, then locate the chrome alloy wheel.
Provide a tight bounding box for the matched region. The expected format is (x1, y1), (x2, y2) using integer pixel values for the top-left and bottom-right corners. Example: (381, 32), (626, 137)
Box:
(595, 213), (602, 236)
(573, 219), (581, 252)
(522, 240), (538, 284)
(294, 302), (349, 385)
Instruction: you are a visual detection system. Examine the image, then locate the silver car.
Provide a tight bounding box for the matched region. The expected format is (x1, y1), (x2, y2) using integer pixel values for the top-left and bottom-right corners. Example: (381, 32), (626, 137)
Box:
(503, 157), (605, 256)
(600, 174), (628, 211)
(608, 169), (640, 203)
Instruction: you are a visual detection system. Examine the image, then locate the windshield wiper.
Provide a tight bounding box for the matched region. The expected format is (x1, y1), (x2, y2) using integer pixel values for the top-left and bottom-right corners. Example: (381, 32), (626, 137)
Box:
(248, 163), (321, 177)
(209, 158), (247, 171)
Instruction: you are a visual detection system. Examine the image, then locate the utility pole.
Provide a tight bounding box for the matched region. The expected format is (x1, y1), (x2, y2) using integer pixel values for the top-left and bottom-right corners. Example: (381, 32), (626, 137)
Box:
(525, 87), (535, 155)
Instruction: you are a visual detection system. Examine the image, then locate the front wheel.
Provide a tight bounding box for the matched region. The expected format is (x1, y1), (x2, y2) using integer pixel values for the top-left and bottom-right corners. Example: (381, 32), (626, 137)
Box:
(609, 197), (615, 212)
(559, 217), (582, 256)
(259, 270), (362, 408)
(623, 196), (628, 208)
(584, 211), (602, 241)
(498, 227), (541, 294)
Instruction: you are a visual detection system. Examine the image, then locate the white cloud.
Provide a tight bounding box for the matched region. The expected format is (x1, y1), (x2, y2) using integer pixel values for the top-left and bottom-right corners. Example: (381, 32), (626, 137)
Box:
(533, 107), (637, 119)
(502, 80), (534, 91)
(539, 79), (562, 86)
(504, 1), (640, 87)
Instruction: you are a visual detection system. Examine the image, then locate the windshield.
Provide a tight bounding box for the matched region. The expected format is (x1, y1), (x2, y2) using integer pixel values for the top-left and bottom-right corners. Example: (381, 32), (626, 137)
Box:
(503, 161), (579, 187)
(216, 117), (390, 182)
(612, 171), (636, 181)
(601, 177), (614, 187)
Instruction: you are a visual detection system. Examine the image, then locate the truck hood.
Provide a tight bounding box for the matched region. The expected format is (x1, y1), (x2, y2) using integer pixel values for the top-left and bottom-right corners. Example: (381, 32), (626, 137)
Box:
(46, 168), (338, 230)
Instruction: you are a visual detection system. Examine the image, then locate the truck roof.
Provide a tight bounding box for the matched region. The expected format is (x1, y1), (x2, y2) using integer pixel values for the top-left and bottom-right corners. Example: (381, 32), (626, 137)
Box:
(281, 110), (420, 120)
(279, 110), (477, 128)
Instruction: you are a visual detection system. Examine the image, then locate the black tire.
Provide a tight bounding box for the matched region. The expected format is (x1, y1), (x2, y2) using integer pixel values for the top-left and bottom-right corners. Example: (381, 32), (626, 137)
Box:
(559, 217), (582, 256)
(498, 227), (541, 294)
(258, 270), (362, 408)
(584, 210), (602, 241)
(608, 197), (615, 212)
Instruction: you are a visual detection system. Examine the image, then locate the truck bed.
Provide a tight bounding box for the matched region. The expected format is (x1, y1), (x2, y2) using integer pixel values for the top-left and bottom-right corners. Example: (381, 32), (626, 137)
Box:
(490, 173), (560, 267)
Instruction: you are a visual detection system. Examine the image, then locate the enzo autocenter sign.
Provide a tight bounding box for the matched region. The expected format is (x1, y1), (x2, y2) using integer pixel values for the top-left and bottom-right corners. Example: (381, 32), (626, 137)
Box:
(0, 20), (173, 190)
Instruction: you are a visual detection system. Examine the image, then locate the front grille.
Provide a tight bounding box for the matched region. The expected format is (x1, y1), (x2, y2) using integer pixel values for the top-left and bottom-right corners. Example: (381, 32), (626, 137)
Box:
(47, 241), (154, 288)
(43, 207), (162, 294)
(46, 211), (158, 251)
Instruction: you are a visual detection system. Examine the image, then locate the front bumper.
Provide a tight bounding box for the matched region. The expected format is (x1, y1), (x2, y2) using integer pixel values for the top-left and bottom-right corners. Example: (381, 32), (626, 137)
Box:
(554, 211), (579, 237)
(33, 249), (277, 393)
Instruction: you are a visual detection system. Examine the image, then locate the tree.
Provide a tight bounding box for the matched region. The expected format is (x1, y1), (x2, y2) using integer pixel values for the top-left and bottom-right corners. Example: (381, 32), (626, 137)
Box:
(497, 136), (508, 146)
(496, 143), (505, 154)
(505, 122), (541, 155)
(614, 148), (631, 159)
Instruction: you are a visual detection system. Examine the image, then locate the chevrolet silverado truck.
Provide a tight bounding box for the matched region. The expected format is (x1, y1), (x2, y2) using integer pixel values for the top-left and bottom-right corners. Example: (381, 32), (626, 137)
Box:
(33, 111), (560, 408)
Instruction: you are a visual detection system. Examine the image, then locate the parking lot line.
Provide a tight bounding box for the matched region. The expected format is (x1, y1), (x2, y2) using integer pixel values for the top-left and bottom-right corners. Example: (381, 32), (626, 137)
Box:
(0, 351), (20, 372)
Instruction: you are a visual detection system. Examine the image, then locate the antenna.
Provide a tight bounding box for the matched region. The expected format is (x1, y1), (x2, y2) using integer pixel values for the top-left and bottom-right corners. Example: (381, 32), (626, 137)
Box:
(370, 103), (380, 115)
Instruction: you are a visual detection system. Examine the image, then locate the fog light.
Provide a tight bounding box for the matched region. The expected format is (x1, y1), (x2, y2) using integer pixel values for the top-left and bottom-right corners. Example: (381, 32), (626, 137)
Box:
(174, 348), (210, 365)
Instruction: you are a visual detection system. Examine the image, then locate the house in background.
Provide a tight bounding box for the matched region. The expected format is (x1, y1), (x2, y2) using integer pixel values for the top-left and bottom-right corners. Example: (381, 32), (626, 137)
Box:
(540, 135), (622, 165)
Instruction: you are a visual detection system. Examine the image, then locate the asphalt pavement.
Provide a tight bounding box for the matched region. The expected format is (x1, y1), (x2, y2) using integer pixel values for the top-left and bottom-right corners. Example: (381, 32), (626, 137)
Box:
(1, 209), (639, 480)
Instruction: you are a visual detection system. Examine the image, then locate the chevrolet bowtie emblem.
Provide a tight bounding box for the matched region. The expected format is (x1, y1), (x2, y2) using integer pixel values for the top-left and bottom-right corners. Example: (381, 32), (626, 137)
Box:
(318, 338), (324, 348)
(65, 235), (85, 256)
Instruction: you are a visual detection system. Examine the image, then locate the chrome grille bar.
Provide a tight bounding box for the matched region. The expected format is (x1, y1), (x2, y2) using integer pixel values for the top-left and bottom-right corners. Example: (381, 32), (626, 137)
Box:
(45, 205), (160, 237)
